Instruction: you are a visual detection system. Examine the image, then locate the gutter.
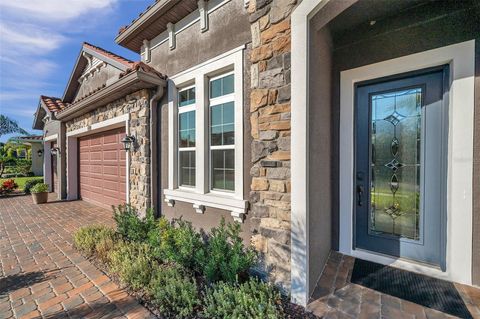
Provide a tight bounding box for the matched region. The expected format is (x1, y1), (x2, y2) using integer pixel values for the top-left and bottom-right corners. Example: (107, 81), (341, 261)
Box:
(57, 70), (166, 121)
(149, 85), (166, 213)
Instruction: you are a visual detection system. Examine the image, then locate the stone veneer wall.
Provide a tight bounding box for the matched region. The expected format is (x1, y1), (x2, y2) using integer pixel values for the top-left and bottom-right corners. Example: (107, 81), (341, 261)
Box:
(248, 0), (296, 292)
(65, 89), (152, 212)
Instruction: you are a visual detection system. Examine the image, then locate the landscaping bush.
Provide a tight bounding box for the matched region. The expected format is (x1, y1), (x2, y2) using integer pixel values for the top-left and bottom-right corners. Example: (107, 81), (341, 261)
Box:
(24, 178), (44, 194)
(73, 225), (117, 262)
(113, 204), (156, 242)
(147, 264), (200, 318)
(148, 218), (204, 271)
(198, 218), (256, 283)
(108, 241), (154, 290)
(203, 278), (283, 319)
(0, 179), (18, 195)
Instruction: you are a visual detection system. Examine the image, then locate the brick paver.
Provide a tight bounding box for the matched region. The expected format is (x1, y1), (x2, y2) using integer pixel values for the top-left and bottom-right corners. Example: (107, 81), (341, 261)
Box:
(0, 194), (155, 319)
(308, 252), (480, 319)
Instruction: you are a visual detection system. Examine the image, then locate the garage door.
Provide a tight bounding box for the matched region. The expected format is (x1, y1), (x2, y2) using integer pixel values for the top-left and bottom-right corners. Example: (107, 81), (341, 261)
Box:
(79, 128), (127, 208)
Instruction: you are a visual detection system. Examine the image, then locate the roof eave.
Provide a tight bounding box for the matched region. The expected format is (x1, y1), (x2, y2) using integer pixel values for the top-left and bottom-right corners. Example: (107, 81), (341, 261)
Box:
(115, 0), (180, 52)
(56, 70), (166, 121)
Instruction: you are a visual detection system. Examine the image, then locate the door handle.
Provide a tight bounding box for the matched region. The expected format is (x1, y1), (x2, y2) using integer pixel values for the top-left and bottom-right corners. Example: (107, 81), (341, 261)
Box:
(357, 185), (364, 206)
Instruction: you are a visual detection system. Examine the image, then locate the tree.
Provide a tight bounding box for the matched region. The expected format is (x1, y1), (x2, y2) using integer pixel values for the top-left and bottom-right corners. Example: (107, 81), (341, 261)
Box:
(0, 145), (16, 177)
(0, 115), (28, 139)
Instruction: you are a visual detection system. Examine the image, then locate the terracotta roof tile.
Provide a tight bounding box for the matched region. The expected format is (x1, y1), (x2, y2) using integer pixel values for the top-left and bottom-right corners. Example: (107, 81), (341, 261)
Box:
(40, 96), (68, 113)
(119, 61), (166, 79)
(118, 1), (157, 35)
(16, 135), (43, 141)
(83, 42), (134, 68)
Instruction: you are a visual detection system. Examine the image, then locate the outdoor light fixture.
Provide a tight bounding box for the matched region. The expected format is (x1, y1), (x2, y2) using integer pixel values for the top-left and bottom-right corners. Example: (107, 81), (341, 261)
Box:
(121, 135), (136, 152)
(50, 147), (60, 156)
(37, 149), (43, 157)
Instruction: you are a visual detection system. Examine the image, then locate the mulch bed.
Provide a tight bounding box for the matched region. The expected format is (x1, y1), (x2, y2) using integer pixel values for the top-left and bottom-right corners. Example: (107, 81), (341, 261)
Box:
(82, 252), (318, 319)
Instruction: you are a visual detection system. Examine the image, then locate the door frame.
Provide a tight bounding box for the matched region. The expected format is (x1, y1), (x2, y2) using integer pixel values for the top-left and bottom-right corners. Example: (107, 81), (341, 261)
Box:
(339, 40), (475, 285)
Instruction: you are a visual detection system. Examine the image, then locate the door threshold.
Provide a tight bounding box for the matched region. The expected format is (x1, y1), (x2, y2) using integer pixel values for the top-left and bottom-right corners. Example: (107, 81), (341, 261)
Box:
(347, 248), (455, 283)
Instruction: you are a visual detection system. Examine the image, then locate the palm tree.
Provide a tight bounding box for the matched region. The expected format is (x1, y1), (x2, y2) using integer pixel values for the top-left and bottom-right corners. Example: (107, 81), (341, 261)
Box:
(0, 115), (28, 139)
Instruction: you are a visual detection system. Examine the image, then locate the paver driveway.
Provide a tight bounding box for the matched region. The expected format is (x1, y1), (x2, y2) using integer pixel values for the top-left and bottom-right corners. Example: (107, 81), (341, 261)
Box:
(0, 194), (154, 319)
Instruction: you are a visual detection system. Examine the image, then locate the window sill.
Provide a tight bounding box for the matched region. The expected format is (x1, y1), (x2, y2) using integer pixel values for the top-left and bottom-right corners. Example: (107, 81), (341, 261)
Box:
(163, 188), (248, 222)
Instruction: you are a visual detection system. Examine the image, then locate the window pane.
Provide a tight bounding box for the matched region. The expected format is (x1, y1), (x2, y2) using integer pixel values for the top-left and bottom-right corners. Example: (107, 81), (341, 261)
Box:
(210, 74), (234, 98)
(211, 149), (235, 191)
(179, 111), (195, 147)
(222, 74), (234, 95)
(223, 101), (234, 124)
(210, 78), (222, 99)
(210, 103), (234, 146)
(179, 151), (195, 187)
(179, 87), (195, 107)
(211, 104), (222, 126)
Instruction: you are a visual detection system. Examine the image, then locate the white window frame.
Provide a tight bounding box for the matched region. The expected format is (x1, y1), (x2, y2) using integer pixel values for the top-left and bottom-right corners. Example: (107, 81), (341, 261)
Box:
(177, 84), (197, 189)
(165, 47), (247, 221)
(208, 71), (236, 193)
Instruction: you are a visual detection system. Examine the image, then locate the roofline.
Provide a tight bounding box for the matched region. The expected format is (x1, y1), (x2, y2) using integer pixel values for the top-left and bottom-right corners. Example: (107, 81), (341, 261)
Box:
(61, 43), (132, 102)
(61, 47), (84, 101)
(57, 69), (166, 121)
(32, 99), (51, 130)
(115, 0), (180, 51)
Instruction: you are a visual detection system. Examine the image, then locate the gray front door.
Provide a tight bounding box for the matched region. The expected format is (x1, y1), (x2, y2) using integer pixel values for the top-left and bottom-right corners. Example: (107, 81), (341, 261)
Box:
(354, 66), (447, 269)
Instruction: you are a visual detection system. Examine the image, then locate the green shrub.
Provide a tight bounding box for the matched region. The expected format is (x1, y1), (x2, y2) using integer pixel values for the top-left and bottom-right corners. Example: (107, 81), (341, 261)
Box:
(73, 225), (117, 262)
(24, 178), (44, 194)
(203, 278), (283, 319)
(113, 205), (156, 242)
(30, 183), (48, 193)
(148, 218), (203, 270)
(198, 218), (256, 283)
(147, 264), (200, 318)
(108, 241), (154, 290)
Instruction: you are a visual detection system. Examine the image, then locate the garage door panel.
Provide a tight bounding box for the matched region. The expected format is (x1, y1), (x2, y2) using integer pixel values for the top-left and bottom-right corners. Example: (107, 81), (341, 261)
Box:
(79, 127), (126, 209)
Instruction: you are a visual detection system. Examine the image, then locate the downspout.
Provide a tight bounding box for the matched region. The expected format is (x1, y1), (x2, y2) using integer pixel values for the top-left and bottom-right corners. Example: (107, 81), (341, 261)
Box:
(149, 85), (165, 215)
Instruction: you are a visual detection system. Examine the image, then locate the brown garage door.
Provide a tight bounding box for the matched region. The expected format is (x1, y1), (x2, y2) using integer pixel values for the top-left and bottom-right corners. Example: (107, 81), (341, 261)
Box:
(79, 127), (127, 209)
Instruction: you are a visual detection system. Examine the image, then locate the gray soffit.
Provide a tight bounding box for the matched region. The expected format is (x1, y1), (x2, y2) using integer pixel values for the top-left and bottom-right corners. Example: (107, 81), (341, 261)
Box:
(115, 0), (197, 53)
(56, 69), (166, 121)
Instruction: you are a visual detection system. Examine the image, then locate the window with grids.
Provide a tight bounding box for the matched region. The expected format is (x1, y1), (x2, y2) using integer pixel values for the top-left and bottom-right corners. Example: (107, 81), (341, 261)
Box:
(209, 73), (235, 191)
(178, 86), (196, 187)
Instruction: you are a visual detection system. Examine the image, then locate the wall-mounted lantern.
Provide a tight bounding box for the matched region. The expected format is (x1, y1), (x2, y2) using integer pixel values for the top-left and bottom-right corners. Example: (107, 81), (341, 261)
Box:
(37, 149), (43, 157)
(50, 147), (60, 156)
(121, 135), (136, 152)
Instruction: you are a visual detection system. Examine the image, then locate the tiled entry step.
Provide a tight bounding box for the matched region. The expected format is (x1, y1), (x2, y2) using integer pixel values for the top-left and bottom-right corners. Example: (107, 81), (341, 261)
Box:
(307, 252), (480, 319)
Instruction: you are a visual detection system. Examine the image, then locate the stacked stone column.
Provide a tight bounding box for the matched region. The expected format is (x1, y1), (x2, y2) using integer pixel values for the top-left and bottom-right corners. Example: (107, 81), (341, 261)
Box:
(248, 0), (296, 292)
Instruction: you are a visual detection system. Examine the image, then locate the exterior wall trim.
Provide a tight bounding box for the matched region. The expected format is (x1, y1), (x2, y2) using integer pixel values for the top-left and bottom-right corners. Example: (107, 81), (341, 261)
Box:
(66, 114), (130, 202)
(291, 0), (330, 307)
(141, 0), (233, 57)
(339, 41), (475, 285)
(165, 47), (247, 222)
(44, 134), (58, 142)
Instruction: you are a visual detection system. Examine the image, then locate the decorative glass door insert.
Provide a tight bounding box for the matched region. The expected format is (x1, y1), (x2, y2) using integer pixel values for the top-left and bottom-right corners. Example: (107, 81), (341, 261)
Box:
(370, 88), (422, 241)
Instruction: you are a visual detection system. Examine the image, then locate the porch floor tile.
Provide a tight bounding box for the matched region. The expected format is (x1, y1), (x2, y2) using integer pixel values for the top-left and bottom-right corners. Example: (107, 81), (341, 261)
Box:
(307, 252), (480, 319)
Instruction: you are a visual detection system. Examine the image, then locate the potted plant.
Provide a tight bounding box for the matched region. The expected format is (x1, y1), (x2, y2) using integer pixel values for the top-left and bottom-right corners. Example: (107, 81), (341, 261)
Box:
(31, 183), (49, 204)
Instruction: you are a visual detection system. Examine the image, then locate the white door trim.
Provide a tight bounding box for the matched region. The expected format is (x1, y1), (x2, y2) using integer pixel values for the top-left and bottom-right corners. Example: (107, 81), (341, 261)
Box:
(339, 40), (475, 285)
(290, 0), (330, 307)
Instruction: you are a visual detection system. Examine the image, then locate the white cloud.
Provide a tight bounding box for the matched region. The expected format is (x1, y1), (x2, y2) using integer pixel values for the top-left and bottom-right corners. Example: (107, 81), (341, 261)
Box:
(0, 0), (117, 22)
(0, 23), (66, 54)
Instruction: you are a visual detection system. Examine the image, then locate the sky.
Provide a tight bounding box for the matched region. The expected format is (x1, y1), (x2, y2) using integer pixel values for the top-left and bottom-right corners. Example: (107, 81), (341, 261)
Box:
(0, 0), (152, 142)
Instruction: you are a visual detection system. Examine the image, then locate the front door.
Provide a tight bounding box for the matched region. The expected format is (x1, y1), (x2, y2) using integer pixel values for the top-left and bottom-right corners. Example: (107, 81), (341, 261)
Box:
(355, 67), (447, 268)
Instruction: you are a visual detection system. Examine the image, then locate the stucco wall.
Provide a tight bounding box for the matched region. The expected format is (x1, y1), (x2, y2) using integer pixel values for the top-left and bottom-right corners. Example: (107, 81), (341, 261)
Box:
(151, 1), (253, 240)
(74, 64), (123, 103)
(65, 89), (152, 212)
(147, 0), (251, 76)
